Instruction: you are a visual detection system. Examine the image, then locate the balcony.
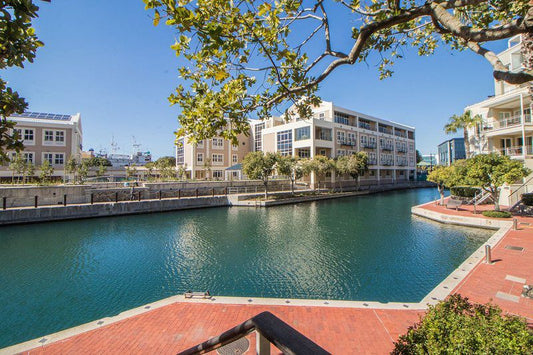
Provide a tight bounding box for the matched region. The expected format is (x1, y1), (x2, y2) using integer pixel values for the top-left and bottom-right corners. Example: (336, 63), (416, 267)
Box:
(396, 146), (408, 153)
(378, 127), (392, 135)
(396, 159), (408, 166)
(338, 140), (356, 146)
(488, 114), (532, 130)
(496, 145), (533, 157)
(361, 142), (377, 149)
(380, 144), (393, 151)
(358, 122), (372, 130)
(381, 159), (394, 166)
(394, 131), (407, 138)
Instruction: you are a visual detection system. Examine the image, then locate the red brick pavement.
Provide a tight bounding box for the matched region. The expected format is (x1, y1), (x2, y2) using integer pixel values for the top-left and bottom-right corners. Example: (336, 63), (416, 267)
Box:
(19, 201), (533, 354)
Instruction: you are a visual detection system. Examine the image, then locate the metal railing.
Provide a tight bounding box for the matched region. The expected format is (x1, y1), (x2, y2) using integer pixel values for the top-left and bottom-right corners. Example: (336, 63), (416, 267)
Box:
(490, 114), (532, 130)
(496, 145), (533, 157)
(178, 311), (329, 355)
(361, 142), (377, 149)
(508, 175), (533, 210)
(380, 144), (393, 151)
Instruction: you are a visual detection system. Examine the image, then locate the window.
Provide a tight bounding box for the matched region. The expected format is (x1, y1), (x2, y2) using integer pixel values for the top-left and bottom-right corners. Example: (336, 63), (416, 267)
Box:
(319, 149), (326, 156)
(298, 149), (310, 158)
(336, 131), (345, 144)
(212, 138), (224, 148)
(360, 135), (367, 144)
(43, 153), (53, 164)
(176, 139), (184, 164)
(276, 130), (292, 156)
(295, 126), (310, 141)
(197, 140), (204, 148)
(55, 131), (65, 143)
(213, 170), (223, 179)
(23, 153), (33, 163)
(334, 111), (350, 125)
(212, 154), (223, 164)
(254, 122), (265, 151)
(54, 153), (64, 165)
(197, 153), (203, 163)
(24, 129), (34, 141)
(232, 144), (238, 151)
(232, 154), (238, 163)
(347, 132), (356, 145)
(44, 130), (54, 142)
(336, 149), (346, 156)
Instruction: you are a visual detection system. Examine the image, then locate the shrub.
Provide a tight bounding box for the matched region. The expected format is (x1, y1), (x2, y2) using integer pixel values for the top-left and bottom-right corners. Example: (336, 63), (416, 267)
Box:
(392, 294), (533, 354)
(450, 186), (481, 198)
(482, 210), (512, 218)
(521, 193), (533, 206)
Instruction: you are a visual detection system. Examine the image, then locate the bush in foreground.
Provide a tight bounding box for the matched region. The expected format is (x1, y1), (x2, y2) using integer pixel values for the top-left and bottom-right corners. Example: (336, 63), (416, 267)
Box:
(392, 294), (533, 354)
(482, 210), (512, 218)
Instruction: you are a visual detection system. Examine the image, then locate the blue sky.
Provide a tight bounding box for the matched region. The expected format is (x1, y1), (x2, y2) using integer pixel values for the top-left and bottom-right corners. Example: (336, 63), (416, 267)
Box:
(4, 1), (507, 158)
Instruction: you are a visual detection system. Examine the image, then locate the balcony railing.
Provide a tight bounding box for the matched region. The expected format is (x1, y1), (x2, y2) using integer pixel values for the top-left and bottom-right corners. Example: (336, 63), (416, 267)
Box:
(368, 159), (377, 165)
(394, 131), (407, 138)
(497, 145), (533, 156)
(396, 146), (408, 153)
(378, 127), (392, 135)
(317, 133), (332, 141)
(396, 159), (408, 166)
(380, 144), (393, 151)
(381, 159), (394, 166)
(488, 114), (532, 130)
(338, 140), (356, 146)
(361, 142), (377, 149)
(359, 122), (372, 130)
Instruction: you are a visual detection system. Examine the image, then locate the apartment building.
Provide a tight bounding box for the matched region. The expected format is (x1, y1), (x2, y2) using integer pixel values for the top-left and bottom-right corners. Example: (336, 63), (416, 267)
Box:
(0, 112), (83, 177)
(438, 138), (466, 166)
(176, 132), (253, 180)
(466, 35), (533, 168)
(257, 101), (416, 185)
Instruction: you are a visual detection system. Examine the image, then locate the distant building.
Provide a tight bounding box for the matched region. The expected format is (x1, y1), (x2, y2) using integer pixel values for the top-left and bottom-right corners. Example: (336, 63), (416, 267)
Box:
(0, 111), (83, 177)
(421, 154), (437, 167)
(438, 138), (465, 166)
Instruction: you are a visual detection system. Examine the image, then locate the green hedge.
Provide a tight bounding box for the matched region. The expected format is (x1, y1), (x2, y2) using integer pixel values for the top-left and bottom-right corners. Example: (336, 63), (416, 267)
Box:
(392, 294), (533, 354)
(482, 210), (512, 218)
(521, 193), (533, 206)
(450, 186), (481, 198)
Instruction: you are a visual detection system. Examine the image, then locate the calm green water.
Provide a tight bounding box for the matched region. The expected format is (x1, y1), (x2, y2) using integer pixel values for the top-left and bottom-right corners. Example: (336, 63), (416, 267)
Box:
(0, 188), (492, 348)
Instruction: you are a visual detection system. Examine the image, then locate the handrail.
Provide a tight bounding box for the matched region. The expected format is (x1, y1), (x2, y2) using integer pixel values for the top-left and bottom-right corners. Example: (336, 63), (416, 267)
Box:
(178, 311), (330, 355)
(508, 174), (533, 199)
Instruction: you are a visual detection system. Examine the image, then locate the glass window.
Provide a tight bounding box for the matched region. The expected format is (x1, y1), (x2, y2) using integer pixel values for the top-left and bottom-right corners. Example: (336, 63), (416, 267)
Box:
(232, 154), (238, 163)
(44, 130), (54, 142)
(295, 126), (310, 141)
(54, 153), (64, 165)
(213, 170), (223, 179)
(43, 153), (53, 164)
(176, 139), (184, 164)
(334, 111), (350, 125)
(212, 154), (223, 163)
(254, 122), (265, 152)
(276, 130), (292, 156)
(336, 131), (345, 144)
(297, 149), (310, 158)
(23, 153), (33, 163)
(24, 129), (34, 141)
(212, 138), (224, 148)
(55, 131), (65, 143)
(197, 153), (203, 162)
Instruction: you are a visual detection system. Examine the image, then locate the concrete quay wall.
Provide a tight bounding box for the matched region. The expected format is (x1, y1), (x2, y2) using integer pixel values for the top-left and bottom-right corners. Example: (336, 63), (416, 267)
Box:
(0, 196), (229, 226)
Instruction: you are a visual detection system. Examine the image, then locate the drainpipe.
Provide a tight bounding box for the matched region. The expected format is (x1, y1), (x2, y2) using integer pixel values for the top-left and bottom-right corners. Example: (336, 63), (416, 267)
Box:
(521, 92), (526, 159)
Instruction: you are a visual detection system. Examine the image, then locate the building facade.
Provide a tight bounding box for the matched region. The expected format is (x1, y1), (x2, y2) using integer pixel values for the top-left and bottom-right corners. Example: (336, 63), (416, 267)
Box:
(0, 112), (83, 177)
(466, 35), (533, 168)
(175, 101), (417, 183)
(257, 101), (416, 184)
(437, 138), (465, 166)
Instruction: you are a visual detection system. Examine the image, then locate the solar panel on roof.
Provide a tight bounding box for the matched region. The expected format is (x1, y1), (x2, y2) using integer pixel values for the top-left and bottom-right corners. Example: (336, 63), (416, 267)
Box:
(9, 111), (72, 121)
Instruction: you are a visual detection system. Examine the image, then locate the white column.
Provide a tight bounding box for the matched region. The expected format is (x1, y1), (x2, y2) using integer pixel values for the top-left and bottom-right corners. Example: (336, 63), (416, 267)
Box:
(520, 92), (526, 158)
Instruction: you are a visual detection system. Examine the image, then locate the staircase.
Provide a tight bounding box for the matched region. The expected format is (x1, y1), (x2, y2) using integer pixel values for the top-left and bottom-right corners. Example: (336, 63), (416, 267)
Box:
(508, 175), (533, 212)
(468, 190), (494, 205)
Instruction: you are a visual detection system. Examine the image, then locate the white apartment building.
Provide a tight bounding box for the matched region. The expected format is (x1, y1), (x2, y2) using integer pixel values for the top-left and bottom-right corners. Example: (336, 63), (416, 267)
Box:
(0, 112), (83, 178)
(466, 35), (533, 168)
(255, 101), (416, 185)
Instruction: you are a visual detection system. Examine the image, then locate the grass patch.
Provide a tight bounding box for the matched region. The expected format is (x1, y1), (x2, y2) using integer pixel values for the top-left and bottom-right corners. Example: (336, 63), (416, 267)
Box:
(482, 210), (512, 218)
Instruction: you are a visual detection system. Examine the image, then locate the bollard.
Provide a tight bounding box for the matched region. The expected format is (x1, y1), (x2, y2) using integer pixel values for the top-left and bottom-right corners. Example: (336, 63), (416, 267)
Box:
(2, 197), (6, 210)
(212, 187), (215, 197)
(178, 189), (181, 199)
(34, 195), (38, 208)
(513, 218), (518, 230)
(90, 193), (94, 205)
(485, 245), (492, 264)
(115, 192), (119, 203)
(138, 191), (142, 202)
(63, 194), (67, 206)
(158, 190), (162, 200)
(196, 188), (199, 198)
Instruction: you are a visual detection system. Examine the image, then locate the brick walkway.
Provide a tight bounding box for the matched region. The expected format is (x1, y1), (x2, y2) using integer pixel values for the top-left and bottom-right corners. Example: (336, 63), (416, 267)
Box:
(16, 200), (533, 354)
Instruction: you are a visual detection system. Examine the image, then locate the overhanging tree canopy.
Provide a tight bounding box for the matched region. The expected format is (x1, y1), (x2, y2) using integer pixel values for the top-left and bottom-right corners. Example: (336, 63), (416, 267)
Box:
(144, 0), (533, 142)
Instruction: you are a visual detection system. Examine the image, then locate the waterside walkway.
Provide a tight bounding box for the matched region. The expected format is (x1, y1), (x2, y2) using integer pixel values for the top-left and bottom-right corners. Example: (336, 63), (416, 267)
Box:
(5, 198), (533, 354)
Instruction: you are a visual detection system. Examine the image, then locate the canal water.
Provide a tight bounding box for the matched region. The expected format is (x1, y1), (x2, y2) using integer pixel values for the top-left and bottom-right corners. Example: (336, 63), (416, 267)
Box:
(0, 188), (492, 348)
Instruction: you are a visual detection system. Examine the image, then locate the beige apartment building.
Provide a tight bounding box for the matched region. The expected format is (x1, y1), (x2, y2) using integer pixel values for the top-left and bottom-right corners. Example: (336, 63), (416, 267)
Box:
(255, 101), (416, 185)
(466, 35), (533, 168)
(176, 132), (253, 180)
(0, 112), (83, 178)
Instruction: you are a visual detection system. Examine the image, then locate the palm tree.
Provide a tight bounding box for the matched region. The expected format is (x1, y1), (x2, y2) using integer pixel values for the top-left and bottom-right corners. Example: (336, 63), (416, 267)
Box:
(444, 110), (482, 158)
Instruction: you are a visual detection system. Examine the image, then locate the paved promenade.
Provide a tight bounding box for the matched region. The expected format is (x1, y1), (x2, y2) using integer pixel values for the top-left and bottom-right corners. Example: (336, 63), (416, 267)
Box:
(9, 199), (533, 354)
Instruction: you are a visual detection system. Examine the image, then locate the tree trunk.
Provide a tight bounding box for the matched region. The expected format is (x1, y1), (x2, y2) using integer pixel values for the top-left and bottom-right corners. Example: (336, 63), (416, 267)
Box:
(492, 189), (500, 211)
(264, 180), (268, 200)
(463, 127), (470, 158)
(291, 178), (294, 196)
(439, 185), (445, 205)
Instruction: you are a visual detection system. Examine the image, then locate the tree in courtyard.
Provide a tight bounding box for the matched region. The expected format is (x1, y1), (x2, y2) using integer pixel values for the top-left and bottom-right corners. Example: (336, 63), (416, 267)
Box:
(144, 0), (533, 143)
(144, 162), (155, 180)
(39, 159), (53, 184)
(155, 156), (176, 167)
(336, 152), (369, 191)
(83, 157), (112, 167)
(242, 151), (278, 199)
(77, 161), (89, 183)
(393, 294), (533, 354)
(65, 157), (78, 183)
(302, 155), (334, 191)
(444, 110), (483, 158)
(276, 154), (303, 195)
(203, 157), (212, 180)
(0, 1), (49, 161)
(96, 162), (107, 177)
(8, 153), (25, 183)
(177, 164), (187, 180)
(24, 161), (34, 184)
(427, 165), (458, 205)
(462, 153), (530, 211)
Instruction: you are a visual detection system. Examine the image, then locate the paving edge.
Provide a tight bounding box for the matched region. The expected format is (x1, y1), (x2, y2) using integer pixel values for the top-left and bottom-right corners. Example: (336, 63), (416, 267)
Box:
(1, 200), (510, 355)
